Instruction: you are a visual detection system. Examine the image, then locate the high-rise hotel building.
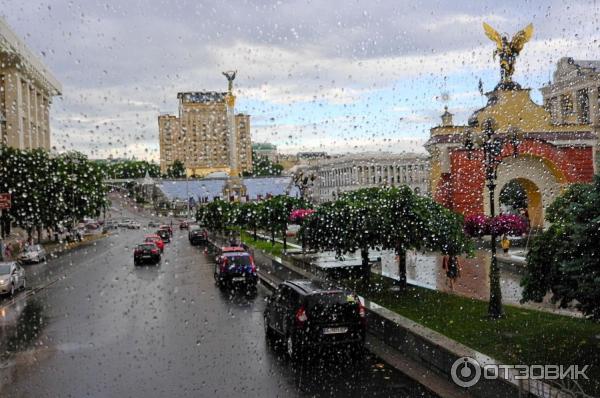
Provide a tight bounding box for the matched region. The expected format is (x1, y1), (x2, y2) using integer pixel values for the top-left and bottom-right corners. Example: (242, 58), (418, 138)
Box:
(0, 16), (61, 150)
(158, 91), (252, 176)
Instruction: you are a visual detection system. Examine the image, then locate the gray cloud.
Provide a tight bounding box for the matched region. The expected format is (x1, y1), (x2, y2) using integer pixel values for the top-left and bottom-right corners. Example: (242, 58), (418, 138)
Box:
(0, 0), (596, 159)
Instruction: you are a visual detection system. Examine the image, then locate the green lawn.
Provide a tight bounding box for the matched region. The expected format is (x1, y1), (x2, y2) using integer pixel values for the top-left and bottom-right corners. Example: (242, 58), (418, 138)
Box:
(240, 230), (284, 257)
(348, 274), (600, 395)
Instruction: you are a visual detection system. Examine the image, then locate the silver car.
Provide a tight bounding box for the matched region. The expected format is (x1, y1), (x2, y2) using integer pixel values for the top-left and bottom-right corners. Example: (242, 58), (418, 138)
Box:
(18, 244), (47, 263)
(0, 262), (26, 296)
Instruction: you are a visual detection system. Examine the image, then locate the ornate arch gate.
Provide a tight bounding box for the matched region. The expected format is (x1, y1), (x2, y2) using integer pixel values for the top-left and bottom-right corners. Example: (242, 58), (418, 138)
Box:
(426, 89), (596, 226)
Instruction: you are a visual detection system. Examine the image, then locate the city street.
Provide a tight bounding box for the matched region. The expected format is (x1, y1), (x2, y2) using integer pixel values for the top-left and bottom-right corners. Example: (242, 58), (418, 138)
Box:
(0, 208), (434, 397)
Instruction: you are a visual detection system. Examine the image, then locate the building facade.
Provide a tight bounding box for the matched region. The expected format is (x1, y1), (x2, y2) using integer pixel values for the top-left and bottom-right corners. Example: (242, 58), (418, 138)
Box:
(0, 17), (61, 150)
(158, 91), (252, 176)
(252, 142), (278, 162)
(427, 86), (596, 229)
(541, 57), (600, 126)
(306, 153), (430, 203)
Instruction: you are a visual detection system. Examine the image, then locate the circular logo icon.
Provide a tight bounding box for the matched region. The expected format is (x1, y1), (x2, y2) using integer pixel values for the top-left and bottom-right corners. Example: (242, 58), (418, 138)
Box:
(451, 356), (481, 388)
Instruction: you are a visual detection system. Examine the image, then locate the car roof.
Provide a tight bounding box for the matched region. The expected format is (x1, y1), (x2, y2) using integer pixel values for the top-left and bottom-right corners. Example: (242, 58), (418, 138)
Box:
(221, 246), (244, 252)
(145, 234), (160, 238)
(284, 279), (346, 295)
(222, 251), (250, 257)
(138, 242), (156, 247)
(0, 261), (17, 266)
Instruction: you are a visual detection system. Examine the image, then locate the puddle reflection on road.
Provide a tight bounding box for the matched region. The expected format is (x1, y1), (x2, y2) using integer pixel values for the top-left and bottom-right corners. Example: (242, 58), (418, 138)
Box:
(0, 299), (46, 357)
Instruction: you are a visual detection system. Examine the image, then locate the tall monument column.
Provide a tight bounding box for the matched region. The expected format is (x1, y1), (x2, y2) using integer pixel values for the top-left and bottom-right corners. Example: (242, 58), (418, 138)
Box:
(221, 70), (247, 201)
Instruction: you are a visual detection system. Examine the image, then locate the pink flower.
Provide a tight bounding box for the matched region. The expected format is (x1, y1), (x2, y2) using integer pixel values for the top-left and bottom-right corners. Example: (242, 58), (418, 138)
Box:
(289, 209), (316, 223)
(489, 214), (528, 236)
(464, 214), (490, 237)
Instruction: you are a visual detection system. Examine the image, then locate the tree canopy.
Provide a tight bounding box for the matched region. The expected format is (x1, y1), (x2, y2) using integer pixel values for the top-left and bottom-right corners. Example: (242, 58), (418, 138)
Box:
(166, 160), (186, 179)
(243, 152), (283, 177)
(0, 146), (108, 236)
(302, 187), (472, 285)
(521, 176), (600, 320)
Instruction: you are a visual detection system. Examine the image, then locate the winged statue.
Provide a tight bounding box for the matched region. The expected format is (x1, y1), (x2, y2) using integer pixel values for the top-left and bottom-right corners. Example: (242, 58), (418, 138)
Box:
(483, 22), (533, 86)
(222, 70), (237, 93)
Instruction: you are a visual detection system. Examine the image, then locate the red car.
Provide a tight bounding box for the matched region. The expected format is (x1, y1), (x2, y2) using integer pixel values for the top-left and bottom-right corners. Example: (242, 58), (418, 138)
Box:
(179, 220), (189, 230)
(215, 246), (246, 262)
(159, 225), (173, 237)
(144, 234), (165, 252)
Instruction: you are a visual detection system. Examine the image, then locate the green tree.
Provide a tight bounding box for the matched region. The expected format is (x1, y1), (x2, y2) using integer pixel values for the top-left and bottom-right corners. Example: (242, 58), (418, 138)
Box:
(0, 147), (107, 240)
(499, 180), (527, 211)
(302, 187), (471, 286)
(103, 160), (161, 179)
(521, 177), (600, 320)
(237, 201), (261, 241)
(258, 196), (307, 250)
(244, 152), (283, 177)
(166, 160), (186, 179)
(200, 199), (233, 236)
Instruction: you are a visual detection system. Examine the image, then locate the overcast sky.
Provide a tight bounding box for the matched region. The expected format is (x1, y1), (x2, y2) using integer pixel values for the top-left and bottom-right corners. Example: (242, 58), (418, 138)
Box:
(1, 0), (599, 160)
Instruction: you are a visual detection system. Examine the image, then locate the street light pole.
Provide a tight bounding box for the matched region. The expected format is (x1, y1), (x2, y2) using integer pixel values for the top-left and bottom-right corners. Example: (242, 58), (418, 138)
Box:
(464, 119), (520, 319)
(186, 174), (190, 218)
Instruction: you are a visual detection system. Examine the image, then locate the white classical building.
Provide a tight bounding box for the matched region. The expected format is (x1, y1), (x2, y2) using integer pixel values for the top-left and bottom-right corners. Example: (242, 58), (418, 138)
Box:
(306, 153), (430, 203)
(0, 16), (62, 150)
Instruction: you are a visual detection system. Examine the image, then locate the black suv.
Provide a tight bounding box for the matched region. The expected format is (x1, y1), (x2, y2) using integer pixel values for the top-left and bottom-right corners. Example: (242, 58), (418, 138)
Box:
(263, 280), (366, 359)
(188, 225), (208, 245)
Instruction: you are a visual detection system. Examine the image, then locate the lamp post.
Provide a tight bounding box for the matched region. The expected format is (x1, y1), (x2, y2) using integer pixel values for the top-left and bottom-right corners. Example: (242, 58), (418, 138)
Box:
(463, 119), (521, 319)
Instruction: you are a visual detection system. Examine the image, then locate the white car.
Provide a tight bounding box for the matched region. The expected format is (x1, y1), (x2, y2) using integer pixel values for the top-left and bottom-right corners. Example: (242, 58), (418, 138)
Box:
(18, 244), (47, 263)
(0, 262), (26, 296)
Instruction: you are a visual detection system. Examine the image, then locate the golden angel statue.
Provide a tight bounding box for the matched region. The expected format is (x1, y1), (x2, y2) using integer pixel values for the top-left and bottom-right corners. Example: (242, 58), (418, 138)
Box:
(483, 23), (533, 87)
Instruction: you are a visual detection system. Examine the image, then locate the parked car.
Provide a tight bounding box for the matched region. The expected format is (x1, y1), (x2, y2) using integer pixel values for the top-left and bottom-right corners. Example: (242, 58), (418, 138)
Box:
(144, 234), (165, 252)
(214, 251), (257, 288)
(128, 221), (141, 229)
(118, 219), (131, 227)
(18, 244), (47, 264)
(263, 280), (366, 359)
(0, 261), (26, 296)
(133, 243), (161, 265)
(156, 229), (171, 243)
(179, 220), (190, 230)
(103, 220), (118, 232)
(188, 225), (208, 245)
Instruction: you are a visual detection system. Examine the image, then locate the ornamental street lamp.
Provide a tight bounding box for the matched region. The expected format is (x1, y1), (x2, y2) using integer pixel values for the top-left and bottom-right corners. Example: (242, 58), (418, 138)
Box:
(463, 119), (521, 319)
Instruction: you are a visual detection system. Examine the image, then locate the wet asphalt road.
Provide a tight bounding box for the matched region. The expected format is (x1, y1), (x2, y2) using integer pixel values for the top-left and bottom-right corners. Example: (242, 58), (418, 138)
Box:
(0, 211), (435, 397)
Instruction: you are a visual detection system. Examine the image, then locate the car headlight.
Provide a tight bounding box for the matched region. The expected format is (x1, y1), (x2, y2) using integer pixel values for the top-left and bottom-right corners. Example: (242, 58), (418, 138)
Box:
(0, 279), (8, 285)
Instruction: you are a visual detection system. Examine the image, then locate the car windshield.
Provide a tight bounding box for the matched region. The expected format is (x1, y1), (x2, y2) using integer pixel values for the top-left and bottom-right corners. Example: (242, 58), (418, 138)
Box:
(138, 244), (155, 250)
(25, 245), (40, 252)
(225, 255), (251, 267)
(0, 264), (11, 275)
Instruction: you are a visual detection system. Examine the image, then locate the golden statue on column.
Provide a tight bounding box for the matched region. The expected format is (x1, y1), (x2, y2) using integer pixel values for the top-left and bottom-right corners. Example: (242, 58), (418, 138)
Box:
(221, 70), (246, 201)
(483, 22), (533, 89)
